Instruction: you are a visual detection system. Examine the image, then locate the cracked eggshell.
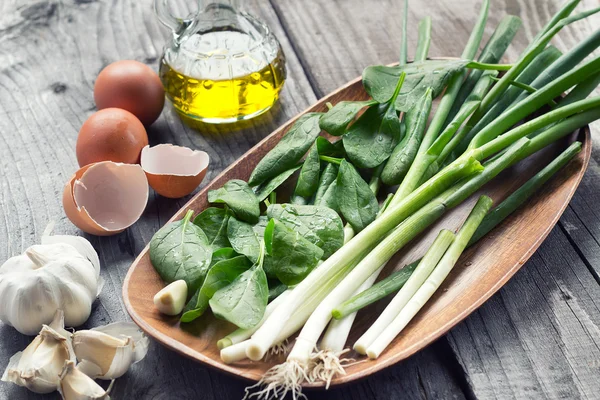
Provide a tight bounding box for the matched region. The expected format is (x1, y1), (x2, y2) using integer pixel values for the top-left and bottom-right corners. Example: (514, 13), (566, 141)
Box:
(63, 162), (149, 236)
(141, 144), (209, 198)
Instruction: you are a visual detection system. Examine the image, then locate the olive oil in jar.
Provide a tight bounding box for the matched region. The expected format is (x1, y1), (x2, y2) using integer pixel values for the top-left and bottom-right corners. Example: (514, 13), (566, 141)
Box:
(160, 30), (286, 123)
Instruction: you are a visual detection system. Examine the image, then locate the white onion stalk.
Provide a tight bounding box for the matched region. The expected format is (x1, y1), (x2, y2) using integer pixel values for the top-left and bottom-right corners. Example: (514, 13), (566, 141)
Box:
(310, 265), (385, 388)
(319, 263), (386, 352)
(366, 196), (492, 359)
(318, 215), (366, 353)
(244, 156), (480, 361)
(354, 229), (455, 354)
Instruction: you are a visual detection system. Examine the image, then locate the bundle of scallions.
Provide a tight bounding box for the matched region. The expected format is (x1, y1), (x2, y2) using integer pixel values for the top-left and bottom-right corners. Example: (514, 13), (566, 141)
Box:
(147, 0), (600, 398)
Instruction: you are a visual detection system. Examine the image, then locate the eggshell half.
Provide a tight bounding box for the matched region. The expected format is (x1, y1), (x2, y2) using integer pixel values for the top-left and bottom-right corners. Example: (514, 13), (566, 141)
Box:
(141, 144), (210, 198)
(63, 162), (149, 236)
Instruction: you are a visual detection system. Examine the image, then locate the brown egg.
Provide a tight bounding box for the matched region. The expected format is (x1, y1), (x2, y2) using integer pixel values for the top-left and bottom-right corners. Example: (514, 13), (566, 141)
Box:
(63, 162), (149, 236)
(141, 144), (210, 198)
(94, 60), (165, 125)
(76, 108), (148, 168)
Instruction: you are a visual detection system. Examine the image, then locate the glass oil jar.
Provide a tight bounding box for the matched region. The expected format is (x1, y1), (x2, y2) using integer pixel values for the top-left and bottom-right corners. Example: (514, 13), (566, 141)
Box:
(155, 0), (286, 123)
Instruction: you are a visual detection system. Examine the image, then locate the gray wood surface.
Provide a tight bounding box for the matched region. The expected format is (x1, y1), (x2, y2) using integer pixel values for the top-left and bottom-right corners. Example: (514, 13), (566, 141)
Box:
(0, 0), (598, 399)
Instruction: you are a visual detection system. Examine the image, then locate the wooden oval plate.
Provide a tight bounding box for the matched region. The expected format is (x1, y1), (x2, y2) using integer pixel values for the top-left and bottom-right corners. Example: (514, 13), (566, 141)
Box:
(123, 68), (591, 387)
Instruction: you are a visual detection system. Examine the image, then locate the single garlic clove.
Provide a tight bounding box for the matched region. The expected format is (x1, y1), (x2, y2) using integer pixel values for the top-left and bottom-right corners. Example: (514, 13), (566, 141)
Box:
(92, 322), (149, 364)
(72, 322), (148, 380)
(58, 360), (112, 400)
(1, 311), (75, 394)
(153, 280), (188, 316)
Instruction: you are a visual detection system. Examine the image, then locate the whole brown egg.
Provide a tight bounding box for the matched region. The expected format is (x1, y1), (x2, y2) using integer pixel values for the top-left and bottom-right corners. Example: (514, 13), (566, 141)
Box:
(76, 108), (149, 167)
(94, 60), (165, 126)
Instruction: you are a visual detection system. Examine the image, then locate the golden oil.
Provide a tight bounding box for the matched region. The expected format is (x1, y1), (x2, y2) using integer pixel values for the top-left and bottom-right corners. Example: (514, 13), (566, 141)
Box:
(159, 30), (286, 124)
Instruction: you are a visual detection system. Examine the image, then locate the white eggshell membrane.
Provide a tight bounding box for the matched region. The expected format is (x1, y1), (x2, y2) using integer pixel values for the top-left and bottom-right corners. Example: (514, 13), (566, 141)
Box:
(141, 144), (209, 176)
(73, 162), (148, 231)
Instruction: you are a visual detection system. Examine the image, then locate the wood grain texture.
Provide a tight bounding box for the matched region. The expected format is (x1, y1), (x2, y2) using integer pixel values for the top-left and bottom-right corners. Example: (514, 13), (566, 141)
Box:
(0, 0), (599, 399)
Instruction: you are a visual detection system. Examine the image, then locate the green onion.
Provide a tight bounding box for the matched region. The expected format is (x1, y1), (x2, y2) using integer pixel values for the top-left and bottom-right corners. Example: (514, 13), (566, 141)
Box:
(524, 0), (580, 51)
(468, 57), (600, 150)
(470, 141), (582, 245)
(399, 0), (408, 66)
(332, 260), (419, 319)
(475, 96), (600, 158)
(476, 6), (600, 119)
(364, 195), (493, 359)
(415, 17), (432, 62)
(453, 46), (563, 156)
(445, 15), (522, 124)
(353, 229), (455, 354)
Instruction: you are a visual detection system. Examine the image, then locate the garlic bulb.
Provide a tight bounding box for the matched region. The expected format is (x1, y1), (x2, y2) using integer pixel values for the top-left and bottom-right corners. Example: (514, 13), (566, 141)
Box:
(58, 361), (113, 400)
(2, 311), (75, 393)
(0, 241), (101, 335)
(73, 322), (149, 380)
(42, 222), (101, 275)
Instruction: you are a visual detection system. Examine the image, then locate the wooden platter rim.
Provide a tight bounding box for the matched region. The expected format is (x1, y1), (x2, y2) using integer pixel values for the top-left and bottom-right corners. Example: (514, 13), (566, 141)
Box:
(122, 59), (592, 387)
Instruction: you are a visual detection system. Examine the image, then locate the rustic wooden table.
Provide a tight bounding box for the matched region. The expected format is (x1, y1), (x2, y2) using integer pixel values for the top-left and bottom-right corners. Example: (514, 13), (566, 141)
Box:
(1, 0), (599, 399)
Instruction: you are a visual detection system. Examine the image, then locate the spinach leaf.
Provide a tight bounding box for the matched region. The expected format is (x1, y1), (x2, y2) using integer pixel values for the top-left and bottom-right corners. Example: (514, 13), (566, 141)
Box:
(181, 288), (202, 321)
(210, 247), (238, 265)
(268, 281), (287, 302)
(314, 163), (339, 205)
(294, 143), (320, 198)
(267, 203), (344, 259)
(343, 75), (404, 169)
(149, 210), (212, 293)
(318, 180), (340, 212)
(253, 165), (301, 202)
(317, 137), (346, 158)
(226, 216), (268, 263)
(362, 59), (468, 112)
(209, 259), (269, 329)
(264, 219), (324, 285)
(319, 100), (377, 136)
(262, 255), (278, 280)
(381, 88), (433, 185)
(201, 255), (253, 298)
(208, 180), (260, 223)
(337, 160), (379, 232)
(193, 207), (231, 249)
(180, 255), (254, 323)
(249, 113), (322, 186)
(181, 247), (240, 321)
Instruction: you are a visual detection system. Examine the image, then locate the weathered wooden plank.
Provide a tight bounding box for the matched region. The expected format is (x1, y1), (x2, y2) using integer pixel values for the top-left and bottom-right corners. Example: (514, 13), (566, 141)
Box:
(448, 225), (600, 400)
(0, 0), (467, 399)
(560, 165), (600, 281)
